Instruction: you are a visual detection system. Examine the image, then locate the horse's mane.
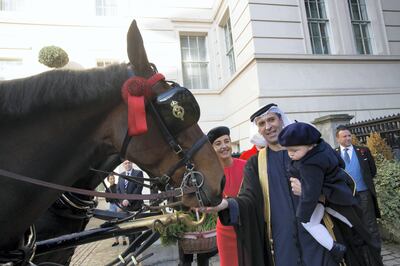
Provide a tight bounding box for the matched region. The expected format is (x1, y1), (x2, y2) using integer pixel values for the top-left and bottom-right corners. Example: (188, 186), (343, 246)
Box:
(0, 64), (128, 117)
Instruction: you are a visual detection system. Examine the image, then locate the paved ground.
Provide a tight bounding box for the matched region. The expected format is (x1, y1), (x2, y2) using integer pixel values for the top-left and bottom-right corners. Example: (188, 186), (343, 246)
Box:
(70, 199), (400, 265)
(382, 242), (400, 266)
(70, 213), (219, 266)
(71, 237), (400, 265)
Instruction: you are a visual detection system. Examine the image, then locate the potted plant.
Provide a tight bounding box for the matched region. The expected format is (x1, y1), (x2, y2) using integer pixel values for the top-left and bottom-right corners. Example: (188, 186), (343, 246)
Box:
(156, 212), (217, 254)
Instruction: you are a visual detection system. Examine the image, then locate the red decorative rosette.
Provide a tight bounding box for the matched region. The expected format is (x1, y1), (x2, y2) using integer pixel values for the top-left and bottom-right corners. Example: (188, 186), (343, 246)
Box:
(121, 73), (165, 136)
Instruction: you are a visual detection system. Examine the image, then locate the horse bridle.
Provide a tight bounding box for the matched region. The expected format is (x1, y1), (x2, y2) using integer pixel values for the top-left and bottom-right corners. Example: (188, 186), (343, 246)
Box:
(119, 68), (210, 207)
(0, 66), (213, 266)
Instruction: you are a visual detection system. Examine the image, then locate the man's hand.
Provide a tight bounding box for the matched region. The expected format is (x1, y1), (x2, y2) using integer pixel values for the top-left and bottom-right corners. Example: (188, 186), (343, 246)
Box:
(290, 177), (302, 196)
(194, 198), (228, 213)
(122, 199), (129, 207)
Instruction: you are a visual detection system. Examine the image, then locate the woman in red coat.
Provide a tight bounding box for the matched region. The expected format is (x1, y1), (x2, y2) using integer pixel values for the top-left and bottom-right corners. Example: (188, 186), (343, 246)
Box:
(207, 126), (246, 266)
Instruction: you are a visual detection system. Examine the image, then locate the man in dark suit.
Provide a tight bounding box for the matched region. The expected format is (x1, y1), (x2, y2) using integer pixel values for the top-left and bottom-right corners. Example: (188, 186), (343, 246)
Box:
(117, 160), (144, 245)
(335, 125), (381, 250)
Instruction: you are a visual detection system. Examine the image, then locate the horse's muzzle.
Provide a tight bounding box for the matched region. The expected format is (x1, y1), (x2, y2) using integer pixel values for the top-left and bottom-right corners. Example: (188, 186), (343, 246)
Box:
(208, 174), (225, 207)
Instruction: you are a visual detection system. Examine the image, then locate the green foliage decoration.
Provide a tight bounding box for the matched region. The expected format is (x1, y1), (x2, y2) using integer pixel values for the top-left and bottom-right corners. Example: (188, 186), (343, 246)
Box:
(156, 212), (217, 246)
(374, 155), (400, 240)
(38, 45), (69, 68)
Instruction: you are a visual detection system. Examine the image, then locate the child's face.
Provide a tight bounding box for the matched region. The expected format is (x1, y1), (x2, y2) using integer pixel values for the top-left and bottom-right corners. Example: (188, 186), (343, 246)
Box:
(287, 145), (314, 161)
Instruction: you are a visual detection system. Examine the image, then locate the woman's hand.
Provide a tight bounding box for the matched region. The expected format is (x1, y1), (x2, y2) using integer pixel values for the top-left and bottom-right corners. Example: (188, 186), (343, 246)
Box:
(193, 198), (228, 213)
(290, 177), (302, 196)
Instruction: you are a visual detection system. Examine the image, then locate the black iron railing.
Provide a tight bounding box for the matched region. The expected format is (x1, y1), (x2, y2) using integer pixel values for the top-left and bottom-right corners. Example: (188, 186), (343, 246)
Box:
(346, 113), (400, 150)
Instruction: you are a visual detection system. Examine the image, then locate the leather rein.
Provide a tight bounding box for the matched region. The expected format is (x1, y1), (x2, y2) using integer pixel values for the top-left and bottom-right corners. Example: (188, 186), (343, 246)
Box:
(0, 68), (209, 207)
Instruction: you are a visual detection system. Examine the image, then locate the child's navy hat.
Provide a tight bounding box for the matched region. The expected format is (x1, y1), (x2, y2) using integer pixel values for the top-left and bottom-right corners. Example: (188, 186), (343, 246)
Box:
(278, 122), (321, 146)
(207, 126), (230, 144)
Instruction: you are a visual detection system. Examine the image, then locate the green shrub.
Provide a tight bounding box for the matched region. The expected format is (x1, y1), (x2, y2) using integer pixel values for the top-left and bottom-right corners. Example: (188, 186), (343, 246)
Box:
(375, 157), (400, 240)
(38, 45), (69, 68)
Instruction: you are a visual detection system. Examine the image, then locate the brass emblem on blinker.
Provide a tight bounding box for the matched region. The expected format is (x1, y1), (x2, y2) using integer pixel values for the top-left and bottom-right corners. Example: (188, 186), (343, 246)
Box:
(171, 101), (185, 121)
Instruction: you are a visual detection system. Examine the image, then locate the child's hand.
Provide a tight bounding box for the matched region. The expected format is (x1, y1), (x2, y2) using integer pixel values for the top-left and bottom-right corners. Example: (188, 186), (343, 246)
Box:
(290, 177), (302, 196)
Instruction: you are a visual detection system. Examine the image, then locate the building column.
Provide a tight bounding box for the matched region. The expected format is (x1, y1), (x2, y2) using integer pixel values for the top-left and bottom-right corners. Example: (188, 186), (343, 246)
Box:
(312, 114), (354, 147)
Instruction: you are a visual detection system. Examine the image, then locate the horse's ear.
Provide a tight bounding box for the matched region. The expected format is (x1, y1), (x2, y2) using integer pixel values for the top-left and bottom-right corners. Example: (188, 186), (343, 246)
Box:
(127, 20), (153, 77)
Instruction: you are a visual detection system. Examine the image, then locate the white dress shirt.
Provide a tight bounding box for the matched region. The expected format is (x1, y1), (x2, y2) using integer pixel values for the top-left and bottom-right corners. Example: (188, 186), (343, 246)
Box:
(340, 145), (353, 161)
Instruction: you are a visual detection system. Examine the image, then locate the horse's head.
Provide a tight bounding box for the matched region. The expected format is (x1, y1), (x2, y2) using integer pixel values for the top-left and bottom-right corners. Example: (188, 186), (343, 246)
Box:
(107, 21), (224, 207)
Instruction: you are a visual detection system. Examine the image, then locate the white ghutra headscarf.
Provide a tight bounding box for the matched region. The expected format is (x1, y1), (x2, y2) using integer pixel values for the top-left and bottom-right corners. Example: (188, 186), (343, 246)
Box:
(249, 105), (293, 147)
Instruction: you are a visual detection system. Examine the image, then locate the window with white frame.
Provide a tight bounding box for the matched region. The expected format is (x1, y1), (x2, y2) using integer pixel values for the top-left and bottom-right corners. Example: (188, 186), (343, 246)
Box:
(223, 18), (236, 76)
(180, 35), (210, 90)
(0, 0), (23, 11)
(95, 0), (117, 16)
(96, 59), (119, 67)
(305, 0), (330, 54)
(347, 0), (372, 54)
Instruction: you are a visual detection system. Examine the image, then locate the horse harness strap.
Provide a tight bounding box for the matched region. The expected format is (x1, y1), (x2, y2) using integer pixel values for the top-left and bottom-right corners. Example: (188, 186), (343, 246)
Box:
(119, 71), (209, 206)
(0, 168), (197, 201)
(0, 226), (36, 265)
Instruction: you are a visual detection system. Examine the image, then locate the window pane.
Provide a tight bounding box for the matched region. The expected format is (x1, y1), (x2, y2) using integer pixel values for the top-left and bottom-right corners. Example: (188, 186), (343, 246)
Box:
(305, 0), (327, 19)
(351, 4), (360, 20)
(228, 52), (236, 75)
(319, 24), (329, 54)
(189, 37), (199, 61)
(355, 38), (364, 54)
(305, 2), (311, 18)
(191, 64), (201, 90)
(313, 37), (323, 54)
(348, 0), (372, 54)
(310, 1), (318, 18)
(361, 24), (371, 54)
(321, 37), (329, 54)
(360, 4), (368, 20)
(1, 0), (25, 11)
(353, 24), (361, 38)
(317, 0), (327, 19)
(1, 0), (14, 11)
(310, 22), (320, 37)
(361, 24), (370, 39)
(306, 0), (330, 54)
(319, 23), (327, 38)
(180, 35), (209, 89)
(223, 18), (236, 76)
(96, 0), (117, 16)
(182, 63), (191, 88)
(180, 36), (190, 61)
(198, 37), (207, 61)
(200, 63), (209, 89)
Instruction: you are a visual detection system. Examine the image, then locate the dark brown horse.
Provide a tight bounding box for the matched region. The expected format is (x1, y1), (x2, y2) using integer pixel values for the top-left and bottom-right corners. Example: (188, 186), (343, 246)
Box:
(0, 20), (224, 262)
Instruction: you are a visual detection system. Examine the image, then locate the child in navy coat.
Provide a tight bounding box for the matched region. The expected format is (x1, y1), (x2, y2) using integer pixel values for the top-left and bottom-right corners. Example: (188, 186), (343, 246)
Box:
(278, 122), (358, 263)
